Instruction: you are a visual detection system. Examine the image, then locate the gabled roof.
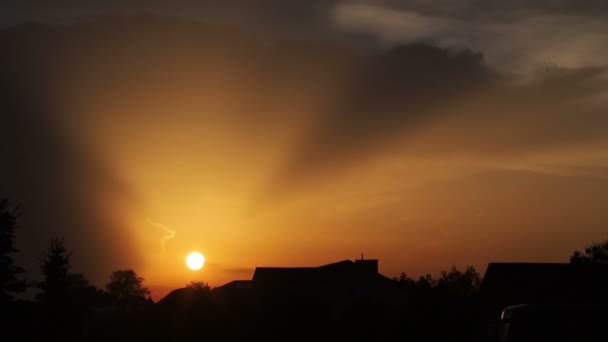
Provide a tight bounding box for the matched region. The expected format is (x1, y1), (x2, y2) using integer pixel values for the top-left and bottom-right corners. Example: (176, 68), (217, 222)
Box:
(252, 260), (355, 285)
(252, 259), (397, 293)
(156, 287), (211, 308)
(215, 280), (253, 290)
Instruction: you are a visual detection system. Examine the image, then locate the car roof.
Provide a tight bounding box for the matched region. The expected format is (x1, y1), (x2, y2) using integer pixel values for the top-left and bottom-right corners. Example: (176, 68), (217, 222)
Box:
(501, 304), (608, 322)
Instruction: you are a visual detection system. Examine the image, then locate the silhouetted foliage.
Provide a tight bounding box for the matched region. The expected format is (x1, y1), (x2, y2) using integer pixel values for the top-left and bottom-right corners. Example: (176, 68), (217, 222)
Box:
(397, 273), (437, 288)
(571, 237), (608, 264)
(36, 238), (107, 309)
(393, 272), (418, 288)
(67, 273), (111, 307)
(106, 269), (150, 304)
(186, 280), (211, 291)
(416, 273), (436, 288)
(391, 265), (482, 341)
(436, 265), (481, 296)
(37, 237), (72, 305)
(0, 199), (25, 303)
(394, 266), (479, 295)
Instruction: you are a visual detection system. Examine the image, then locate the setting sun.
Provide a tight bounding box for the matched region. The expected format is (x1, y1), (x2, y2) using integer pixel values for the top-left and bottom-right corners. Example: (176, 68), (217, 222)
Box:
(185, 252), (205, 271)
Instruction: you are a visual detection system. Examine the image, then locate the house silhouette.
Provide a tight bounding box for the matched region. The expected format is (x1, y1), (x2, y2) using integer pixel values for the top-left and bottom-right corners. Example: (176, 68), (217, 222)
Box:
(214, 258), (399, 297)
(214, 258), (407, 339)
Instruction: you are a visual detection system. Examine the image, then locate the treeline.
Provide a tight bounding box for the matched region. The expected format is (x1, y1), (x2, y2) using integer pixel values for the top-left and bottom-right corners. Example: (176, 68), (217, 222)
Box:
(1, 197), (483, 341)
(388, 266), (483, 341)
(3, 197), (608, 341)
(1, 199), (153, 340)
(393, 265), (481, 295)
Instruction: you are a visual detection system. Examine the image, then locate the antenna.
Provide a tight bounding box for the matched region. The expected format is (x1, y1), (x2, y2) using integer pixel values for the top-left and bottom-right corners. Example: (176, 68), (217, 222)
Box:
(361, 253), (364, 260)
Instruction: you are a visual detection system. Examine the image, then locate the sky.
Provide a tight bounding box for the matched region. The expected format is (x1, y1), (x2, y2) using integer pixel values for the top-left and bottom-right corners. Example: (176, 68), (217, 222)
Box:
(1, 1), (608, 300)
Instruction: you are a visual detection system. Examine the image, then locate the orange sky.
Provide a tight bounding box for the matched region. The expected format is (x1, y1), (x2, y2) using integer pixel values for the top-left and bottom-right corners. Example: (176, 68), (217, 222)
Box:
(57, 30), (608, 300)
(3, 15), (608, 301)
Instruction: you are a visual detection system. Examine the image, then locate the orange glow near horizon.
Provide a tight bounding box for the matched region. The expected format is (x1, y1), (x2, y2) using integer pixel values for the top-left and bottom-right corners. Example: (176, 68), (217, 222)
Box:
(32, 29), (608, 303)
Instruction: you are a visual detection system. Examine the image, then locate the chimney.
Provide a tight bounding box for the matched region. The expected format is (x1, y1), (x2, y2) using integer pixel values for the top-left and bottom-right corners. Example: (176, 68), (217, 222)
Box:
(355, 258), (378, 274)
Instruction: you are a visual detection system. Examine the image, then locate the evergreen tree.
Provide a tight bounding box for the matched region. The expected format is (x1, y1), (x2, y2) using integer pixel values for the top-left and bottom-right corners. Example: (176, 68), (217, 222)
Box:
(37, 237), (72, 306)
(0, 199), (25, 303)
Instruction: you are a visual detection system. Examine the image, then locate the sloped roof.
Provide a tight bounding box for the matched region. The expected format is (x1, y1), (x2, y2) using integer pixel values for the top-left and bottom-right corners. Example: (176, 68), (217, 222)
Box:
(156, 287), (211, 308)
(252, 259), (396, 293)
(253, 260), (353, 284)
(215, 280), (253, 290)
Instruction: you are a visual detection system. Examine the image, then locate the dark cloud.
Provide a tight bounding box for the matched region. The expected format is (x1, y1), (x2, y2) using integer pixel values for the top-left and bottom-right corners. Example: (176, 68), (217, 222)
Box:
(332, 1), (608, 73)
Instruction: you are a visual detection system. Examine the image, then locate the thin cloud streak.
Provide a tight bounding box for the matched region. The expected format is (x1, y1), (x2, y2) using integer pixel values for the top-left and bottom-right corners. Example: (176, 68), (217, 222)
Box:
(147, 218), (176, 254)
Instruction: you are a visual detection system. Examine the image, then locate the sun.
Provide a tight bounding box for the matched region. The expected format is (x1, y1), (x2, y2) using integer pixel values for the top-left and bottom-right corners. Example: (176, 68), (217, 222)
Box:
(185, 251), (205, 270)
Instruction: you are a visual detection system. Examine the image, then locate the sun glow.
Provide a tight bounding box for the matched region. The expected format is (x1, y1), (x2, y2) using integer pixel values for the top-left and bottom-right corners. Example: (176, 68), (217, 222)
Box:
(185, 252), (205, 270)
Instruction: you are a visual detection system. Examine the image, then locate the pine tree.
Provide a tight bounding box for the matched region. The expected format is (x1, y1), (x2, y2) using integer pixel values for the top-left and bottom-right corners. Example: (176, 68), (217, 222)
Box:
(0, 199), (25, 303)
(37, 237), (72, 306)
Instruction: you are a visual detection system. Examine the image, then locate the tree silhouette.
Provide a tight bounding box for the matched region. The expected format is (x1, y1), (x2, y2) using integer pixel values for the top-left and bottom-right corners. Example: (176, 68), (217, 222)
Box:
(186, 280), (211, 291)
(436, 265), (481, 296)
(416, 274), (436, 288)
(37, 237), (72, 305)
(393, 272), (416, 287)
(571, 237), (608, 264)
(106, 269), (150, 304)
(67, 272), (110, 307)
(0, 199), (25, 303)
